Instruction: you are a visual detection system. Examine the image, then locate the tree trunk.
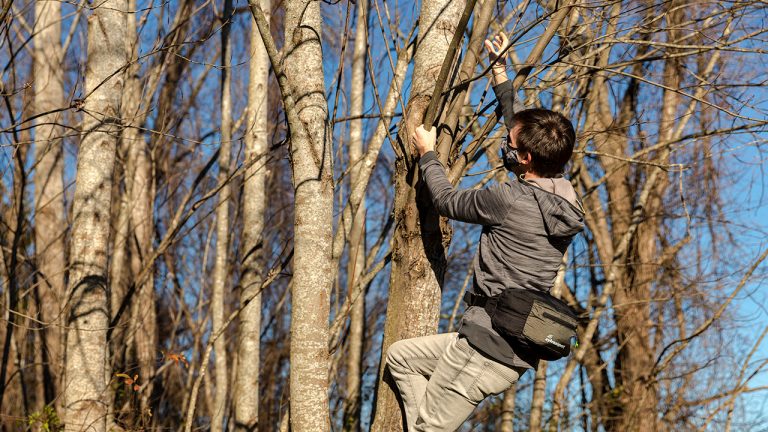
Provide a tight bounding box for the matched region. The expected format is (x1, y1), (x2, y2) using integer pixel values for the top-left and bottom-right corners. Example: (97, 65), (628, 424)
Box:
(371, 1), (465, 430)
(211, 0), (234, 429)
(613, 3), (683, 429)
(32, 0), (66, 413)
(283, 1), (333, 430)
(529, 362), (548, 431)
(110, 0), (158, 418)
(63, 2), (126, 430)
(128, 118), (156, 415)
(108, 162), (131, 372)
(233, 1), (269, 430)
(343, 1), (368, 431)
(0, 126), (29, 428)
(500, 385), (516, 432)
(436, 0), (496, 158)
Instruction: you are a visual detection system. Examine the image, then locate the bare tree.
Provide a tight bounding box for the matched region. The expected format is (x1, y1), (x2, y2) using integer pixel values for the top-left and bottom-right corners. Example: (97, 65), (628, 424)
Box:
(63, 1), (127, 429)
(0, 97), (31, 427)
(282, 1), (333, 429)
(371, 2), (466, 429)
(126, 0), (157, 416)
(233, 0), (270, 429)
(2, 0), (767, 430)
(32, 0), (66, 414)
(343, 1), (368, 431)
(211, 0), (234, 429)
(251, 0), (335, 429)
(500, 386), (516, 432)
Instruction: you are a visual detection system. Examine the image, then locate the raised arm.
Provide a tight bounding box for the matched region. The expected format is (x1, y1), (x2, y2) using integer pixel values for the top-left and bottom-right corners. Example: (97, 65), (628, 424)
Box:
(485, 31), (510, 87)
(485, 31), (523, 129)
(412, 125), (510, 226)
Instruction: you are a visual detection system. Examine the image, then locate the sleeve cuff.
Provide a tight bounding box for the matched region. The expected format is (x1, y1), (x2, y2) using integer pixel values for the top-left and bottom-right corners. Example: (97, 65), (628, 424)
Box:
(492, 80), (514, 96)
(418, 151), (440, 169)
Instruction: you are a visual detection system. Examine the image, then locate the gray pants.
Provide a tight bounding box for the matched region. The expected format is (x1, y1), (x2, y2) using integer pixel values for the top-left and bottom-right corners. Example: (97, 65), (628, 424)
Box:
(385, 332), (526, 431)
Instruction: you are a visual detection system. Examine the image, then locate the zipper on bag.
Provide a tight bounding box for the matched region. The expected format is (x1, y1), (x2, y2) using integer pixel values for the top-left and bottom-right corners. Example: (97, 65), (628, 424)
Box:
(542, 311), (576, 330)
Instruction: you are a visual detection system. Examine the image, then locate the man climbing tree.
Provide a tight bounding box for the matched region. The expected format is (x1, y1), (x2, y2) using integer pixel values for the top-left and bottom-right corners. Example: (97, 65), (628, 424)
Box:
(382, 31), (585, 431)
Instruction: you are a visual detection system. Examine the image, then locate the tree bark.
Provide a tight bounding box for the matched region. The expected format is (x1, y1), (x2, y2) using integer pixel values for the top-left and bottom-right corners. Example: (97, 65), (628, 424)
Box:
(63, 1), (127, 430)
(116, 0), (158, 417)
(32, 0), (66, 413)
(128, 103), (157, 416)
(500, 385), (516, 432)
(371, 1), (466, 430)
(343, 1), (368, 431)
(0, 122), (29, 428)
(233, 1), (270, 430)
(529, 362), (548, 431)
(282, 1), (334, 431)
(613, 3), (683, 430)
(211, 0), (234, 429)
(108, 160), (131, 372)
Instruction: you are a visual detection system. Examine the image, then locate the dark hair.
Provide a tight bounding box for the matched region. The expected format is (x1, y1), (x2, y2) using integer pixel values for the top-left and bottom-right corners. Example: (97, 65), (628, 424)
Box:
(511, 108), (575, 177)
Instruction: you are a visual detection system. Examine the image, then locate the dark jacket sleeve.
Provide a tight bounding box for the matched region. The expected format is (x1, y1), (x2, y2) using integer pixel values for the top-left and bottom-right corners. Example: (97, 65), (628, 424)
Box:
(492, 80), (525, 129)
(418, 151), (509, 226)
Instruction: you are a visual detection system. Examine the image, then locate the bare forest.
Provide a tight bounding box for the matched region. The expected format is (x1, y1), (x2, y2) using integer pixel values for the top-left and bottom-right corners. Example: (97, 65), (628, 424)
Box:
(1, 0), (767, 431)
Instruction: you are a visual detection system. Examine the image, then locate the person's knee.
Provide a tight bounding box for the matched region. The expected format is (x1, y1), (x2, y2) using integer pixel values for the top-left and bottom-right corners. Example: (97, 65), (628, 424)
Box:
(385, 340), (406, 369)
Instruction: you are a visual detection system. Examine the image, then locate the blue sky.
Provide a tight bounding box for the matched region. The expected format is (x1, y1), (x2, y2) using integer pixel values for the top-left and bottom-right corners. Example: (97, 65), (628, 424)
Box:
(1, 0), (766, 429)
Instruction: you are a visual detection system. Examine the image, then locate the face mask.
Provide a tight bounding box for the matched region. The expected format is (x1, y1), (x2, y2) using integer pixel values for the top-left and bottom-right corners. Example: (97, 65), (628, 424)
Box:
(501, 135), (520, 171)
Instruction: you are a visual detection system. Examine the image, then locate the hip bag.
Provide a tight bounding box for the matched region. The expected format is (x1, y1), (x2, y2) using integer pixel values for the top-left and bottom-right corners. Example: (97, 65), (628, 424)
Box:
(464, 289), (578, 361)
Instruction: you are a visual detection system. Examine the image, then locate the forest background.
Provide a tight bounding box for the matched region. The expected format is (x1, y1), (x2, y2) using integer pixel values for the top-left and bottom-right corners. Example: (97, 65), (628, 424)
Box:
(1, 0), (767, 431)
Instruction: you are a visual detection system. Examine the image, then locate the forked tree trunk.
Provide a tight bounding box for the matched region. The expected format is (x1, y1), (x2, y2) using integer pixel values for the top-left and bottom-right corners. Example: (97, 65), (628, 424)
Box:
(283, 1), (334, 430)
(211, 0), (234, 429)
(233, 0), (270, 429)
(343, 1), (368, 431)
(63, 2), (126, 430)
(371, 1), (466, 430)
(32, 0), (66, 413)
(613, 3), (683, 429)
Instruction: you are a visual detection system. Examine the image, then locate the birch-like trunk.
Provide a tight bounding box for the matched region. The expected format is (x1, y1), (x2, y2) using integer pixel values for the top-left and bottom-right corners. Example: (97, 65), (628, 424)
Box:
(233, 0), (269, 429)
(108, 163), (131, 371)
(211, 0), (234, 428)
(128, 102), (156, 415)
(500, 385), (516, 432)
(284, 1), (333, 430)
(343, 1), (368, 431)
(529, 362), (548, 430)
(32, 0), (66, 412)
(371, 1), (465, 430)
(63, 2), (126, 430)
(115, 0), (158, 416)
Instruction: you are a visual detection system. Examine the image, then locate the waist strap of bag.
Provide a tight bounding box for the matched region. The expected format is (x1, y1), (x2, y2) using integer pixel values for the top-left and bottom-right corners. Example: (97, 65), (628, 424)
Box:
(464, 291), (489, 308)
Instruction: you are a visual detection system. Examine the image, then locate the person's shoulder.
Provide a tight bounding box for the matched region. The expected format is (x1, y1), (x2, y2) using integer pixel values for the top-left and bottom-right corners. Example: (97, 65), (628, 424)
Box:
(486, 178), (528, 206)
(499, 175), (534, 197)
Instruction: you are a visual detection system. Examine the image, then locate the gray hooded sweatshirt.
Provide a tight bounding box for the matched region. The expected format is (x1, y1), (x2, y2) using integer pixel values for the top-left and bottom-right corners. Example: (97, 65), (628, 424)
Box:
(418, 153), (585, 369)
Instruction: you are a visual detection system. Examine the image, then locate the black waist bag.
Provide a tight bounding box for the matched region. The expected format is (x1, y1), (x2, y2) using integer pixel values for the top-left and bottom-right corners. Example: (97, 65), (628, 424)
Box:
(465, 289), (578, 361)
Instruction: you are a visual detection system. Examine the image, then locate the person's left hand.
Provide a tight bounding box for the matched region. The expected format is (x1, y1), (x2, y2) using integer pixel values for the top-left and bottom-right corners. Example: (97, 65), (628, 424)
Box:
(484, 31), (509, 67)
(411, 124), (436, 156)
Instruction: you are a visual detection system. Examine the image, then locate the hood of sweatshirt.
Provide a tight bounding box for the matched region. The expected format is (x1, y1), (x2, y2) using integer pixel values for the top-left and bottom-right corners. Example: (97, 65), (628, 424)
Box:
(522, 176), (585, 238)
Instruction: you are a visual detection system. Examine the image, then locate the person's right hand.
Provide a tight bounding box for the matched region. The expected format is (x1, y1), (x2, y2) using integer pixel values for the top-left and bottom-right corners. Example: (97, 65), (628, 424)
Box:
(411, 124), (436, 157)
(484, 31), (509, 67)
